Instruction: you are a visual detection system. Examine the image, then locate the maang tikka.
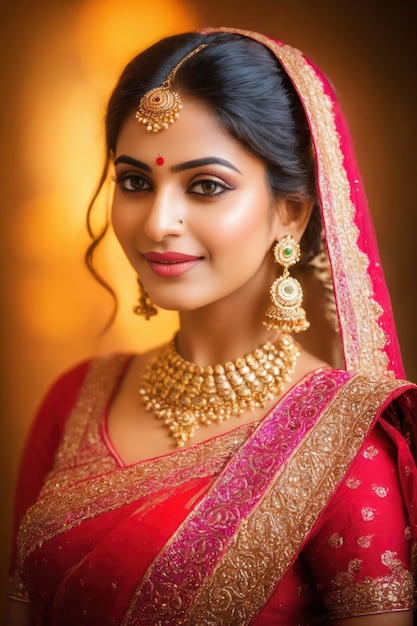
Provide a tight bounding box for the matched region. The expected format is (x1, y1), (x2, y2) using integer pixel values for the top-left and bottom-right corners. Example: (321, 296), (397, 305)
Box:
(133, 277), (158, 320)
(136, 44), (208, 133)
(263, 235), (310, 333)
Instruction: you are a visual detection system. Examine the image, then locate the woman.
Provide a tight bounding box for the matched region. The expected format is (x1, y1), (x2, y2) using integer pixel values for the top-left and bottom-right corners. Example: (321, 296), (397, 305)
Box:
(6, 27), (417, 625)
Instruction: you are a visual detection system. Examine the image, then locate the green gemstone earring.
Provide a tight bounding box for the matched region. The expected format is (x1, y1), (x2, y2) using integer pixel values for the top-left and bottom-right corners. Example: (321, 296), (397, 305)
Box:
(263, 234), (310, 334)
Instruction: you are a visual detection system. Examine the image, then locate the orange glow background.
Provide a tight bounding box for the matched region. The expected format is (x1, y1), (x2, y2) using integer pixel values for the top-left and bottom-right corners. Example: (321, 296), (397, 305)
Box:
(1, 0), (416, 613)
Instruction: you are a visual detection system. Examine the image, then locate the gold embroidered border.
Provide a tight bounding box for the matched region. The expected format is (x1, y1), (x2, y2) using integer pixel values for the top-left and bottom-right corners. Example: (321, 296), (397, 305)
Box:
(46, 354), (128, 478)
(186, 375), (405, 624)
(17, 351), (255, 567)
(204, 28), (388, 377)
(325, 569), (415, 618)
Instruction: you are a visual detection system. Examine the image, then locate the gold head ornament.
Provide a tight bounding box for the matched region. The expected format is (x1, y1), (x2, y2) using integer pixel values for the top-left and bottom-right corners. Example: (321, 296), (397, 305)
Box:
(136, 44), (208, 133)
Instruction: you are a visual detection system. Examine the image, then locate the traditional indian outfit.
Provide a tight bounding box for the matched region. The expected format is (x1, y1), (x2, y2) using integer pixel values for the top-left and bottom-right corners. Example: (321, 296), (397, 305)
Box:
(8, 28), (417, 625)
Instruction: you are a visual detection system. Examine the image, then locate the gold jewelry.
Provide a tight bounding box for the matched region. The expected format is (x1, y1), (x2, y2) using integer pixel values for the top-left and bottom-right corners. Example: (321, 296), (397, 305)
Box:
(139, 333), (299, 447)
(263, 235), (310, 333)
(133, 277), (157, 320)
(136, 44), (208, 133)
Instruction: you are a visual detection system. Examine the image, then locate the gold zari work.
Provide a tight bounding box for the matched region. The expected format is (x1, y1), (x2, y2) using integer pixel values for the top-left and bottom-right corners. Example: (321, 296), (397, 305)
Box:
(325, 552), (415, 618)
(185, 375), (408, 623)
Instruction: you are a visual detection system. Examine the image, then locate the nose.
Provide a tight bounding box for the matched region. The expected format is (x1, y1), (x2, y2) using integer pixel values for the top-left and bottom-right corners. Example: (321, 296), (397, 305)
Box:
(143, 187), (183, 242)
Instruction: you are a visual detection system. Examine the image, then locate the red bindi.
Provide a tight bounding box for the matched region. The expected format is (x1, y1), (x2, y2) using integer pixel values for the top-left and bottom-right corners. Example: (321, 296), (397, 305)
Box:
(156, 155), (164, 166)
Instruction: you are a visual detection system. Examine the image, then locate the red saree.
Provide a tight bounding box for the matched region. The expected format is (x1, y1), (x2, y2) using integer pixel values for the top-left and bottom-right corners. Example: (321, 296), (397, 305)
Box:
(9, 354), (417, 624)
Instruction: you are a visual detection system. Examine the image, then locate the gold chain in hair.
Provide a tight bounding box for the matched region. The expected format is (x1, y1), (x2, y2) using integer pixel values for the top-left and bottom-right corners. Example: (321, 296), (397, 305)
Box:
(136, 44), (208, 133)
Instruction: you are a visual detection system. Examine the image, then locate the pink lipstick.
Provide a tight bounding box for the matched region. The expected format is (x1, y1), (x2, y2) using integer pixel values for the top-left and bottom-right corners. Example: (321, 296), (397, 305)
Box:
(143, 251), (202, 277)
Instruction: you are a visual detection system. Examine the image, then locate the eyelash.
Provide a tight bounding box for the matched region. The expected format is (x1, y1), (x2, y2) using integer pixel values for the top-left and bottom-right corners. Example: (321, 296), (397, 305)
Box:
(113, 173), (234, 198)
(113, 173), (150, 193)
(188, 177), (234, 197)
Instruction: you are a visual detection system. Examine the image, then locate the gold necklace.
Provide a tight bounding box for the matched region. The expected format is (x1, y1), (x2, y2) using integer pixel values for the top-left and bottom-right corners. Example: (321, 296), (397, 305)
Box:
(139, 333), (299, 447)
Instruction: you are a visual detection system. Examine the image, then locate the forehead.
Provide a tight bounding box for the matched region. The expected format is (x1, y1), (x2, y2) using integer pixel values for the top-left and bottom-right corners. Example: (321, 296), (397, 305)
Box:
(115, 96), (253, 166)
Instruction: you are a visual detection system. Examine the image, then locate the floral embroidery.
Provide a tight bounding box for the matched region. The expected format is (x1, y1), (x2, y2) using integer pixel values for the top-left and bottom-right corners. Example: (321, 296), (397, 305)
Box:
(363, 445), (379, 459)
(348, 559), (362, 574)
(346, 477), (361, 489)
(357, 534), (374, 549)
(361, 507), (376, 522)
(325, 551), (415, 618)
(382, 550), (402, 569)
(404, 527), (412, 540)
(372, 485), (389, 498)
(328, 533), (344, 549)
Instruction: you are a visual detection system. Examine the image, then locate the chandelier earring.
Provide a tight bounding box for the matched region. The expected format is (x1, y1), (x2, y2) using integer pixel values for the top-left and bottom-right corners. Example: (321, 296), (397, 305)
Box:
(133, 277), (158, 320)
(263, 234), (310, 333)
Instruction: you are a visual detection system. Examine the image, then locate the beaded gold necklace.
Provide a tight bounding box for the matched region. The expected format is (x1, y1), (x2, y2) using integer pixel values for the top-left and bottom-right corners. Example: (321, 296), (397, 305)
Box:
(139, 333), (299, 447)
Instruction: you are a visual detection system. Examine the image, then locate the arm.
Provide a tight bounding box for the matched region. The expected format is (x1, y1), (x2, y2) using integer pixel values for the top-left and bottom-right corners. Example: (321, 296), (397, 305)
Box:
(304, 421), (415, 621)
(4, 600), (32, 626)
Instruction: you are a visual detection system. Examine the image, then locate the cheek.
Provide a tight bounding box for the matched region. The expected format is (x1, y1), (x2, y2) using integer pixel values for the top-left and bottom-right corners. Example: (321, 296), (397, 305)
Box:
(111, 197), (137, 247)
(207, 191), (274, 248)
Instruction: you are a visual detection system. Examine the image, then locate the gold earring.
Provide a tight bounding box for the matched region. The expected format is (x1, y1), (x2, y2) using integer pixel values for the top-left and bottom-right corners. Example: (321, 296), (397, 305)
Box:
(263, 235), (309, 333)
(133, 277), (157, 320)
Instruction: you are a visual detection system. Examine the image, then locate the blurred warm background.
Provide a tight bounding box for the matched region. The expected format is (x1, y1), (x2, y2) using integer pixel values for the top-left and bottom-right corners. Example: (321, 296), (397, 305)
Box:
(1, 0), (416, 614)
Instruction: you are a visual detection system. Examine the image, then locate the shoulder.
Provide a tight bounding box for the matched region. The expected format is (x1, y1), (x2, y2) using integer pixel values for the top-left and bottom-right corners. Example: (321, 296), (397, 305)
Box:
(30, 353), (134, 439)
(45, 352), (134, 400)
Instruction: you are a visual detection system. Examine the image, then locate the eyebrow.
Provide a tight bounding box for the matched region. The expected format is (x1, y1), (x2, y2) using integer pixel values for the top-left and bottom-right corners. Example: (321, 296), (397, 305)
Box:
(113, 155), (242, 175)
(171, 157), (242, 175)
(113, 155), (152, 171)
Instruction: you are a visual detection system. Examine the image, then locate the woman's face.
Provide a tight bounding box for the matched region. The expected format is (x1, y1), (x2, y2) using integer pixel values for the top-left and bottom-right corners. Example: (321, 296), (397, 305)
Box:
(112, 96), (286, 313)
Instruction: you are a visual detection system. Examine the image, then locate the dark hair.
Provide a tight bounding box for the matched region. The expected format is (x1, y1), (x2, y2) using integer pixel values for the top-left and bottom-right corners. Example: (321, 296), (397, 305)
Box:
(86, 31), (320, 324)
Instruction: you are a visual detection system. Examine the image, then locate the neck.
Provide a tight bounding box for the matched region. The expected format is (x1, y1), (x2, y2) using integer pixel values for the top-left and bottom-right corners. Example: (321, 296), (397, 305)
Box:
(176, 273), (277, 366)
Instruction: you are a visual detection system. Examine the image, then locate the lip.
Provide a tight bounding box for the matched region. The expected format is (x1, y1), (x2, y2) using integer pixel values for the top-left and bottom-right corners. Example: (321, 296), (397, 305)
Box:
(143, 251), (201, 263)
(142, 251), (203, 277)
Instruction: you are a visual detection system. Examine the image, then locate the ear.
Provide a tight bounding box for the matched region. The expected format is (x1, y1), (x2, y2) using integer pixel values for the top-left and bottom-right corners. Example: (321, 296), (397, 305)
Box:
(272, 197), (314, 242)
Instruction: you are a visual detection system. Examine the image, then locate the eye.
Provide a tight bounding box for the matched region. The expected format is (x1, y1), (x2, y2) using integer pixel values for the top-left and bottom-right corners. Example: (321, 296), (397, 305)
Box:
(188, 177), (233, 197)
(114, 173), (151, 193)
